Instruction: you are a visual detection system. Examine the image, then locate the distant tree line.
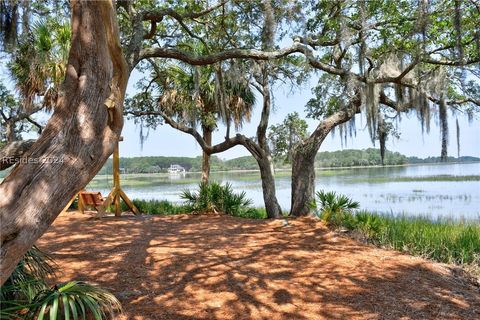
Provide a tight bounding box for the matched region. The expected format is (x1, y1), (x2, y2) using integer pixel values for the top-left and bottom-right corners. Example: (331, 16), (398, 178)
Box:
(93, 149), (479, 175)
(407, 156), (480, 164)
(315, 149), (407, 167)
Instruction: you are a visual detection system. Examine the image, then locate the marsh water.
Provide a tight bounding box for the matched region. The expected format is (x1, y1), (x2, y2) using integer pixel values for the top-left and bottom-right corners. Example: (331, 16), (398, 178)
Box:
(89, 162), (480, 221)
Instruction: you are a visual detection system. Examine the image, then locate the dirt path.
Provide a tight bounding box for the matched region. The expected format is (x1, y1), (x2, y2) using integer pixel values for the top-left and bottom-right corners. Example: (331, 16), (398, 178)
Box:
(36, 212), (479, 320)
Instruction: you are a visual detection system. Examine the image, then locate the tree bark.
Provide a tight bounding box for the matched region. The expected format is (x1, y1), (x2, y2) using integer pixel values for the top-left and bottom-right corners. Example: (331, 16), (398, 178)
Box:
(290, 103), (360, 217)
(0, 139), (36, 171)
(201, 126), (212, 184)
(290, 143), (317, 217)
(0, 0), (128, 285)
(257, 155), (282, 219)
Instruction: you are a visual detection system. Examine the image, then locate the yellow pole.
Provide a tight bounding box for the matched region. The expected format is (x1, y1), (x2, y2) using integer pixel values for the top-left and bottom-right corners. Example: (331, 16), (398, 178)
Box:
(113, 141), (121, 216)
(100, 137), (139, 217)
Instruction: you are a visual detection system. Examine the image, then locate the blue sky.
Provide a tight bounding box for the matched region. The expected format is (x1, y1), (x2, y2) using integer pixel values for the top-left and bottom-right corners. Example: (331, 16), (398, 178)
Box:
(119, 69), (480, 159)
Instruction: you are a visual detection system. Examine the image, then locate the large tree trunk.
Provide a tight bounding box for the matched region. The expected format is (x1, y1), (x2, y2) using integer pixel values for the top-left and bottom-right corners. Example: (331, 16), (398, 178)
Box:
(257, 155), (282, 219)
(201, 126), (212, 184)
(0, 0), (128, 285)
(289, 104), (359, 217)
(290, 144), (317, 217)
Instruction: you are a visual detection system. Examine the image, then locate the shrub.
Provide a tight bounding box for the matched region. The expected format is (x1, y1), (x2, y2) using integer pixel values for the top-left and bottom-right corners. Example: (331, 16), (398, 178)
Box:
(181, 181), (257, 217)
(313, 190), (359, 227)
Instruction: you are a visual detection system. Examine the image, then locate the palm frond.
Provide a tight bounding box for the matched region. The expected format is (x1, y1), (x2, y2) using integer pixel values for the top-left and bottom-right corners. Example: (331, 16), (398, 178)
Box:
(30, 281), (122, 320)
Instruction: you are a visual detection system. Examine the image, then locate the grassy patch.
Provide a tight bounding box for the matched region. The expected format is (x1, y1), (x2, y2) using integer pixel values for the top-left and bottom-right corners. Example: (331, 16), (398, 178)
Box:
(121, 199), (189, 215)
(313, 192), (480, 268)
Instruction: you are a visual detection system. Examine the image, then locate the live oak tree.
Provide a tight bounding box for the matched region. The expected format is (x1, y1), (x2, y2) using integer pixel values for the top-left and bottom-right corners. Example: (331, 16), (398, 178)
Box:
(0, 0), (317, 282)
(2, 0), (478, 283)
(288, 0), (480, 216)
(0, 0), (131, 284)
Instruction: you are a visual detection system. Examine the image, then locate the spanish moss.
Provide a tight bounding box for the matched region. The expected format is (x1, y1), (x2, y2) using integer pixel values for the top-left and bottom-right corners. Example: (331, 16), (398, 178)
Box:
(415, 0), (429, 51)
(378, 113), (387, 166)
(456, 118), (460, 158)
(363, 82), (380, 143)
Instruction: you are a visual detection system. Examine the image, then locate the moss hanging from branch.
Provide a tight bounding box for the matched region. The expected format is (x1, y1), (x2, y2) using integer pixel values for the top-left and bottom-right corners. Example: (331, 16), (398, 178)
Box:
(377, 113), (387, 166)
(363, 82), (380, 143)
(456, 118), (460, 158)
(410, 87), (430, 134)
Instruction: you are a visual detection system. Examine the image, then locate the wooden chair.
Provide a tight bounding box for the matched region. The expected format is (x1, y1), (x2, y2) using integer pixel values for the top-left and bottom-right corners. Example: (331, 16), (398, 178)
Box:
(78, 191), (106, 216)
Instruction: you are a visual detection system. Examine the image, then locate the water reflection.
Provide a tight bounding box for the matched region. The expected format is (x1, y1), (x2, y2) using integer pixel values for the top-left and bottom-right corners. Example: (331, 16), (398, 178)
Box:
(89, 162), (480, 221)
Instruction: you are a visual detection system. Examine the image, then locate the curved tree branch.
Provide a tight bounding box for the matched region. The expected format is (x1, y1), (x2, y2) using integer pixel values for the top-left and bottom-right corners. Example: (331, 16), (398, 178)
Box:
(0, 139), (36, 170)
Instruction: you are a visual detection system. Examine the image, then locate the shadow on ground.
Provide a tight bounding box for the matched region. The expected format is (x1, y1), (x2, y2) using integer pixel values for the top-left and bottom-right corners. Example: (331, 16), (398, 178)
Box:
(37, 212), (480, 320)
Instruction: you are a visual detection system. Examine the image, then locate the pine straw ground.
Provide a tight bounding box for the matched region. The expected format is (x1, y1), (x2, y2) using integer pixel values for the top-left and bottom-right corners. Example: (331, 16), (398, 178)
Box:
(36, 211), (479, 320)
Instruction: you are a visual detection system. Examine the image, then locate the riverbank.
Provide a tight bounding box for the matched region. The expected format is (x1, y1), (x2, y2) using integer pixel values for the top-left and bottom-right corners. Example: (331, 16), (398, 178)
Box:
(37, 212), (480, 319)
(316, 209), (480, 275)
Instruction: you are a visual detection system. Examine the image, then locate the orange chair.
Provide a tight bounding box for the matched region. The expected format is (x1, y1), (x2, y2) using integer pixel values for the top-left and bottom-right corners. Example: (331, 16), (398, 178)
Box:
(78, 191), (106, 215)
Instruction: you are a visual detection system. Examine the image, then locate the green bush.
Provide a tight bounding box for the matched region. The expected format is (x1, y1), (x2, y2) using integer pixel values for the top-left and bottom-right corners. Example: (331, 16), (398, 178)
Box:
(180, 181), (259, 218)
(313, 190), (359, 227)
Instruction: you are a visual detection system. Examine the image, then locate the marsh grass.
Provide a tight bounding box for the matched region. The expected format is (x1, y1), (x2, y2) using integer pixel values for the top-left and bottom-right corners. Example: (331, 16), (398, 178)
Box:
(120, 199), (188, 215)
(369, 214), (480, 265)
(313, 192), (480, 268)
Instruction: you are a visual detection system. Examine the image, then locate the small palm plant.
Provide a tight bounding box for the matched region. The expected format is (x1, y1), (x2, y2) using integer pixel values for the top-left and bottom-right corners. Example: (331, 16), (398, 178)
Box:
(314, 190), (360, 227)
(0, 246), (122, 320)
(181, 181), (253, 216)
(29, 281), (121, 320)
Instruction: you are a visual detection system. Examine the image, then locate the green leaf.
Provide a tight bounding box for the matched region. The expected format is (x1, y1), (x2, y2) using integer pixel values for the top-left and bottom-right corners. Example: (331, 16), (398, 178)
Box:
(50, 295), (59, 320)
(37, 300), (48, 320)
(68, 297), (79, 320)
(63, 294), (71, 320)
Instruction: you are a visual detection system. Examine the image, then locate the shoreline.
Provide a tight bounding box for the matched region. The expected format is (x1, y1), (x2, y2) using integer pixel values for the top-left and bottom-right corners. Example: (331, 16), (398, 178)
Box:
(89, 160), (480, 177)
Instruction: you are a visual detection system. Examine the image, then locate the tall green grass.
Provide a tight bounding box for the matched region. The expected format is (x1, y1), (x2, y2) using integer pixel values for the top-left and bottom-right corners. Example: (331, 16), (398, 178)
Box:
(121, 199), (188, 215)
(313, 191), (480, 266)
(360, 213), (479, 265)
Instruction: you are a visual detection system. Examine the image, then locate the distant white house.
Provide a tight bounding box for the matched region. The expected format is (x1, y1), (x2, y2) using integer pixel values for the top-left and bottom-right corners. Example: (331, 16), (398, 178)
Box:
(168, 164), (186, 174)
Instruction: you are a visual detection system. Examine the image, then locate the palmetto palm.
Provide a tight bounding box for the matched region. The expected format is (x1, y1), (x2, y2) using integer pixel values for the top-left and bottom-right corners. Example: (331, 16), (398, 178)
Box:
(156, 61), (255, 182)
(9, 18), (70, 110)
(1, 246), (121, 320)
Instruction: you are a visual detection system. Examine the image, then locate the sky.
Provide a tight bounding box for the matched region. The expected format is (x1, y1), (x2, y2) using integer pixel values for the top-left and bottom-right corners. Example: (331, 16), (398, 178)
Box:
(118, 69), (480, 159)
